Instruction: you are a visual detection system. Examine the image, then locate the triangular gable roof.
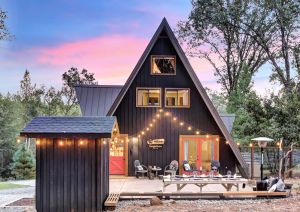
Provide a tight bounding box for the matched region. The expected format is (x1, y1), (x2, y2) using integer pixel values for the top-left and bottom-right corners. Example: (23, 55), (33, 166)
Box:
(107, 18), (248, 177)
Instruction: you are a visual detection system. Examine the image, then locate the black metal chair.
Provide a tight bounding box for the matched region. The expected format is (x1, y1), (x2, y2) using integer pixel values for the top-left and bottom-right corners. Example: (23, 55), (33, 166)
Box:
(182, 160), (196, 175)
(134, 160), (148, 178)
(164, 160), (178, 176)
(211, 160), (220, 172)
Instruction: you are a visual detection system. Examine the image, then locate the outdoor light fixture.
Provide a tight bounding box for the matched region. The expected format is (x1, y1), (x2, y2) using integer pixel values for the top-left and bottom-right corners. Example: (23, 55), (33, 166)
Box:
(251, 137), (274, 181)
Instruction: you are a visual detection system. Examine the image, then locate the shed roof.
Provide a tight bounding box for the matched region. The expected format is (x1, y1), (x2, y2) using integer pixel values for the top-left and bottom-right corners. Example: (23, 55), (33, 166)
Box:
(74, 85), (122, 116)
(21, 116), (117, 138)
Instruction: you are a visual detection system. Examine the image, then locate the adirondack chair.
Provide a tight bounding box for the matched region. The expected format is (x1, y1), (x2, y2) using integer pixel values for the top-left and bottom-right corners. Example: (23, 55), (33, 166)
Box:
(134, 160), (148, 178)
(164, 160), (178, 176)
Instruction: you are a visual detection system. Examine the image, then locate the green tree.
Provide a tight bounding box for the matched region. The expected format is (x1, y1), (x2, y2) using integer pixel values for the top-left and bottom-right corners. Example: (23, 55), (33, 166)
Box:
(0, 94), (23, 178)
(177, 0), (267, 97)
(227, 0), (300, 93)
(42, 86), (64, 116)
(61, 67), (97, 115)
(0, 8), (12, 40)
(10, 145), (35, 180)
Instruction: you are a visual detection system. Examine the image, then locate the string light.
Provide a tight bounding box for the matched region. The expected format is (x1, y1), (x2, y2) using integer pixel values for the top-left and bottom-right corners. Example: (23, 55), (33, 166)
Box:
(59, 141), (64, 146)
(206, 134), (210, 138)
(103, 140), (106, 145)
(188, 126), (192, 131)
(196, 131), (200, 135)
(146, 128), (150, 131)
(180, 122), (184, 126)
(149, 123), (153, 127)
(17, 138), (21, 143)
(173, 117), (177, 121)
(237, 142), (240, 146)
(79, 140), (84, 145)
(216, 137), (219, 141)
(276, 142), (280, 147)
(249, 143), (253, 147)
(138, 134), (141, 138)
(159, 109), (163, 113)
(36, 140), (40, 145)
(113, 127), (117, 132)
(165, 112), (170, 116)
(152, 119), (156, 122)
(225, 140), (229, 145)
(156, 114), (160, 118)
(141, 131), (145, 135)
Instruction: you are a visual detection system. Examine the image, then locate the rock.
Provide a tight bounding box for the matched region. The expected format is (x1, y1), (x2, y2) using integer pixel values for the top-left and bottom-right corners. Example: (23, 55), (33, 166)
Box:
(150, 196), (162, 206)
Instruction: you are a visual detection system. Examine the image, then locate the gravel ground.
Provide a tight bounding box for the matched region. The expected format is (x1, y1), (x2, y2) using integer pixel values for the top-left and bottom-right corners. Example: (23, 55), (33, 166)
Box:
(115, 194), (300, 212)
(0, 186), (35, 207)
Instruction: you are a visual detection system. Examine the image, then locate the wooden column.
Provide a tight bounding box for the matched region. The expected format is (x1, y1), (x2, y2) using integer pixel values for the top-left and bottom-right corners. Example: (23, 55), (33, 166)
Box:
(251, 145), (254, 179)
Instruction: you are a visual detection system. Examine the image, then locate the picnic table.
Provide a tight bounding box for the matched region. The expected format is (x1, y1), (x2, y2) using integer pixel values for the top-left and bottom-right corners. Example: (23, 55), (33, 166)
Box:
(163, 176), (249, 192)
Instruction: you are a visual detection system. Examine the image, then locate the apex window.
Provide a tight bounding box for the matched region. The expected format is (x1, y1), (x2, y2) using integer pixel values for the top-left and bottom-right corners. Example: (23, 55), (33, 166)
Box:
(136, 88), (161, 107)
(165, 88), (190, 108)
(151, 55), (176, 75)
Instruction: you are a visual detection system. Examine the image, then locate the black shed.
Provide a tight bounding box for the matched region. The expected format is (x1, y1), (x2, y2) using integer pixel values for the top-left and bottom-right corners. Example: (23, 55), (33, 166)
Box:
(21, 116), (118, 212)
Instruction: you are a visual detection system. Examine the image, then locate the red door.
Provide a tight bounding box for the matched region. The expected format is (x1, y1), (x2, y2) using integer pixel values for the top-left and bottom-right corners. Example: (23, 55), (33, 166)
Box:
(110, 156), (125, 175)
(109, 136), (127, 175)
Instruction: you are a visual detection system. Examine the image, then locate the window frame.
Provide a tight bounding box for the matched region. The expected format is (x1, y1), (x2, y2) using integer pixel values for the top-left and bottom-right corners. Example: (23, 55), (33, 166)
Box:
(150, 55), (176, 75)
(136, 87), (162, 108)
(165, 88), (190, 108)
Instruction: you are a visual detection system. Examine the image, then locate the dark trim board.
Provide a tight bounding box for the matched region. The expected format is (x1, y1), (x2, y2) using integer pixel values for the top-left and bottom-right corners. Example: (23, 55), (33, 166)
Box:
(20, 132), (112, 139)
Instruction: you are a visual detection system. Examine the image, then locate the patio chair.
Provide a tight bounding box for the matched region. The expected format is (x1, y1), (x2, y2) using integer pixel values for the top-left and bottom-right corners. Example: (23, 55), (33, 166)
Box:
(182, 160), (197, 175)
(134, 160), (148, 178)
(211, 160), (220, 172)
(164, 160), (178, 176)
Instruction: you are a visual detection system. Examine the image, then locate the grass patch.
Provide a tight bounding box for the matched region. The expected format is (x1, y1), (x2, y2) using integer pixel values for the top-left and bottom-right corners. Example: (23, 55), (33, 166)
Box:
(0, 182), (29, 190)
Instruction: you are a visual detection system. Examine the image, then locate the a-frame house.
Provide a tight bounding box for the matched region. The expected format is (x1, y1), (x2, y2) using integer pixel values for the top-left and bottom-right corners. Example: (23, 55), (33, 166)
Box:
(75, 18), (248, 178)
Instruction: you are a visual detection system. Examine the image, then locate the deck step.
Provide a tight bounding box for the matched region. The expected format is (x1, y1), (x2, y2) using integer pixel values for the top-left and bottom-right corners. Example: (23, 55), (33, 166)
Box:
(104, 193), (120, 209)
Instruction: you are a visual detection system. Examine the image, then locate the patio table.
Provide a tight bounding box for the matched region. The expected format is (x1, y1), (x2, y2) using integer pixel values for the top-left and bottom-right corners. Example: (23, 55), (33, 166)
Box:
(163, 177), (249, 192)
(151, 167), (162, 178)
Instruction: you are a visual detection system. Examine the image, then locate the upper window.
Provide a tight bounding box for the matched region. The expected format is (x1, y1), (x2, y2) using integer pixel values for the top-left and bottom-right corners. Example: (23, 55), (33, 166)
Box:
(165, 88), (190, 108)
(136, 88), (161, 107)
(151, 55), (176, 75)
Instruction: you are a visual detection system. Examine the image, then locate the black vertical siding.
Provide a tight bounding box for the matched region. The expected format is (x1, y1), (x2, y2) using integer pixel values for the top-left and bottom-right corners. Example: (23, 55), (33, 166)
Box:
(114, 32), (237, 175)
(36, 138), (109, 212)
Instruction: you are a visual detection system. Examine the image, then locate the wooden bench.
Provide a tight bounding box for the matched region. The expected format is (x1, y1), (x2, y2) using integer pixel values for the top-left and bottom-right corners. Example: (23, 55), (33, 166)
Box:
(104, 193), (120, 210)
(222, 190), (290, 198)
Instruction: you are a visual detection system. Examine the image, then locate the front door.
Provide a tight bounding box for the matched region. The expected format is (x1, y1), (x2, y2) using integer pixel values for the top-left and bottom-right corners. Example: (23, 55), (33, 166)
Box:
(109, 135), (128, 175)
(179, 135), (219, 173)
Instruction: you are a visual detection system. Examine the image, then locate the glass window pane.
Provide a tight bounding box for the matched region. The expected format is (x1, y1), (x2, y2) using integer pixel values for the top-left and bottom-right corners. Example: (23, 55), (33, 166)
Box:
(178, 89), (189, 106)
(137, 88), (161, 107)
(151, 56), (176, 74)
(166, 89), (189, 107)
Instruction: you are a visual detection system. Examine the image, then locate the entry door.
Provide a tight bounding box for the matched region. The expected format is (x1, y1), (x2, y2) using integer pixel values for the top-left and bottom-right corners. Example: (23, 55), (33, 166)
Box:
(180, 135), (219, 172)
(109, 135), (128, 175)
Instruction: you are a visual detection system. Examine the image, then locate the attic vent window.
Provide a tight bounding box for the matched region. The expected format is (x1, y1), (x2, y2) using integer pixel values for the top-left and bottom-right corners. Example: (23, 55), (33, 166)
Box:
(136, 88), (161, 107)
(151, 55), (176, 75)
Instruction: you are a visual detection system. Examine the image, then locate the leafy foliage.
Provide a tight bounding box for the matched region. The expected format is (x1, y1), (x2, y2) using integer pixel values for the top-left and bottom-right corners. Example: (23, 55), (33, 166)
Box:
(10, 145), (35, 180)
(177, 0), (266, 96)
(0, 8), (12, 40)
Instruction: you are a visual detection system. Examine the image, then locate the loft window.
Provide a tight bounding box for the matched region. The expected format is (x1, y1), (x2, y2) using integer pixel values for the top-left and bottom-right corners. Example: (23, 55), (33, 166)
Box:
(165, 88), (190, 108)
(136, 88), (161, 107)
(151, 55), (176, 75)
